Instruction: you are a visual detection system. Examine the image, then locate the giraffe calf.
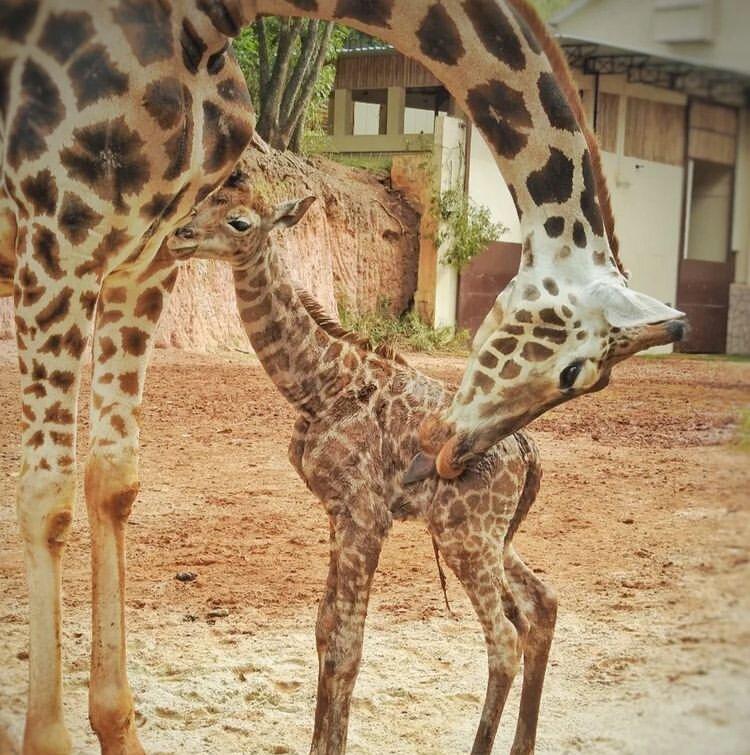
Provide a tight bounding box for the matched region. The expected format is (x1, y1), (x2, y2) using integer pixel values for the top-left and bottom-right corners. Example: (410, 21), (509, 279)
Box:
(169, 172), (556, 755)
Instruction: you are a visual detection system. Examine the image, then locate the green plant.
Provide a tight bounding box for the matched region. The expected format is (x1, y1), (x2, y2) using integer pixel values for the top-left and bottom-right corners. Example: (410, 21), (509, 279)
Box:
(435, 189), (506, 271)
(338, 298), (469, 354)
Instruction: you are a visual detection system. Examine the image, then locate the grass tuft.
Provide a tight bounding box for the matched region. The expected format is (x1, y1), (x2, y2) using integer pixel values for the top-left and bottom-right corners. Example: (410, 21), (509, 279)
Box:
(338, 299), (470, 355)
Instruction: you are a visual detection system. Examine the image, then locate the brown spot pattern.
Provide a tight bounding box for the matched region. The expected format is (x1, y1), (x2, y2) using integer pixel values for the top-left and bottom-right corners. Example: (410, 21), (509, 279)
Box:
(21, 170), (58, 216)
(35, 287), (74, 332)
(533, 326), (567, 345)
(466, 80), (531, 159)
(120, 326), (149, 356)
(526, 147), (574, 206)
(521, 341), (553, 362)
(119, 372), (139, 395)
(113, 0), (173, 65)
(69, 44), (129, 109)
(500, 359), (522, 379)
(417, 4), (465, 65)
(39, 10), (94, 63)
(58, 192), (103, 244)
(539, 308), (565, 327)
(31, 225), (64, 280)
(7, 60), (65, 170)
(334, 0), (393, 27)
(463, 0), (525, 70)
(134, 287), (164, 323)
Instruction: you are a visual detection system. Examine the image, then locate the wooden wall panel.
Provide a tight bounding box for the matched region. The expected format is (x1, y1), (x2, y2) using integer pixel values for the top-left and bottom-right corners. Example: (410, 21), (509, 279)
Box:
(688, 102), (739, 165)
(625, 97), (686, 165)
(688, 129), (737, 165)
(596, 92), (619, 153)
(335, 52), (440, 90)
(690, 101), (738, 135)
(457, 242), (522, 336)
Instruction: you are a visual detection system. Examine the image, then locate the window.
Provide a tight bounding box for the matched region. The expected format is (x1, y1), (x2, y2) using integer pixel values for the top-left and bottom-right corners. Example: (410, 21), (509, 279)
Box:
(403, 87), (450, 135)
(352, 89), (387, 136)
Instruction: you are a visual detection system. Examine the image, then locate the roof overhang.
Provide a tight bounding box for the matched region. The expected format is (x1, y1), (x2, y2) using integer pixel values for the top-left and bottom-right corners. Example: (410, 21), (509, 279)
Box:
(556, 33), (750, 107)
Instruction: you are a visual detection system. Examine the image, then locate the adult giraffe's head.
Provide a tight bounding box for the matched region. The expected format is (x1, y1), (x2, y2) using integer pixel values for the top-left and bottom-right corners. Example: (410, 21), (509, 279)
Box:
(406, 247), (685, 481)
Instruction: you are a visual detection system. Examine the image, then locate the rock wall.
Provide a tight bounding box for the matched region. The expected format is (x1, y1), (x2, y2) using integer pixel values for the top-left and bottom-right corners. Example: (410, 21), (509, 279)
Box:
(0, 151), (421, 352)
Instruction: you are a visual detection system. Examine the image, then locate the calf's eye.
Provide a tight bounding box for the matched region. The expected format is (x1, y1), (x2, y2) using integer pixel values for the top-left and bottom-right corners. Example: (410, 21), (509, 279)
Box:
(228, 217), (251, 232)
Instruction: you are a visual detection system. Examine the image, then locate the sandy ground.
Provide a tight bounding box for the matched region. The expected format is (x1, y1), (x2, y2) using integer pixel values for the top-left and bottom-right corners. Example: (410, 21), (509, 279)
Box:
(1, 343), (749, 754)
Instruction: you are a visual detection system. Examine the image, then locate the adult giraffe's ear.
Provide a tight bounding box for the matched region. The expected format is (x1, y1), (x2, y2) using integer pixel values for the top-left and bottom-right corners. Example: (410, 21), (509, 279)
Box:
(583, 280), (684, 328)
(270, 196), (317, 229)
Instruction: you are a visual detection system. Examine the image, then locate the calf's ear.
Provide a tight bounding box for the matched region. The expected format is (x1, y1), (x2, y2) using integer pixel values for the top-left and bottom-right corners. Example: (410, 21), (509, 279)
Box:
(271, 196), (317, 229)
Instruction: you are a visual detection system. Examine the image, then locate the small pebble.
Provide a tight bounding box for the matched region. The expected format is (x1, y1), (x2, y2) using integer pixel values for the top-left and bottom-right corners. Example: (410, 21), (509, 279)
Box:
(176, 571), (197, 582)
(207, 608), (229, 618)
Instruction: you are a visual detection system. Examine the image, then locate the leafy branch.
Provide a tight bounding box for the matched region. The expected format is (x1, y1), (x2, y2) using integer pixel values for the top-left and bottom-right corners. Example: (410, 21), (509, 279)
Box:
(434, 189), (507, 271)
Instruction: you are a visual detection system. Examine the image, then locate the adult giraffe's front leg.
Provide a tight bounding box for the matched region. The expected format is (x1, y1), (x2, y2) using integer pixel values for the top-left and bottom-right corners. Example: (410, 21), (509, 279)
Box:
(13, 230), (100, 755)
(84, 258), (177, 755)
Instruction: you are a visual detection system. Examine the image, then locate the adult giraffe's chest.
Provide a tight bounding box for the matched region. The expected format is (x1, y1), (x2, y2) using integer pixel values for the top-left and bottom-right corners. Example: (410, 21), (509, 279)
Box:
(1, 0), (257, 275)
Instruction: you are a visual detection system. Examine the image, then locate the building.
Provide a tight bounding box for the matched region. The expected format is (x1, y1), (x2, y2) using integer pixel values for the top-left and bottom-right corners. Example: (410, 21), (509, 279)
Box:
(324, 2), (750, 353)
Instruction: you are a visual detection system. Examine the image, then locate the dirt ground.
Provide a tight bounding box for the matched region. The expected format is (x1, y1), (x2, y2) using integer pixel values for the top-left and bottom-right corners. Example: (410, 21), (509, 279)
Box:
(1, 342), (749, 754)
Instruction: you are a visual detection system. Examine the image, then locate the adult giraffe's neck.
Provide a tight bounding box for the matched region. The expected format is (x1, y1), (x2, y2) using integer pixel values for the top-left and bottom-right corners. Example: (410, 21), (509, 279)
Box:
(232, 241), (356, 417)
(227, 0), (620, 278)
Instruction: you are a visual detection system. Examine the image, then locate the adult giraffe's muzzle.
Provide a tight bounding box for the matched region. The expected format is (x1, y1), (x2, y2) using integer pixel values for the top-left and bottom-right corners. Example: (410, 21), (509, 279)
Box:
(402, 413), (464, 484)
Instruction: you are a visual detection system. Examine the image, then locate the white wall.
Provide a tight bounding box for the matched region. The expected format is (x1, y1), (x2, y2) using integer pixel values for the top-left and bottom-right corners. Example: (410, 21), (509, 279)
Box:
(433, 115), (466, 328)
(404, 108), (435, 134)
(602, 152), (684, 308)
(467, 129), (522, 245)
(353, 102), (381, 135)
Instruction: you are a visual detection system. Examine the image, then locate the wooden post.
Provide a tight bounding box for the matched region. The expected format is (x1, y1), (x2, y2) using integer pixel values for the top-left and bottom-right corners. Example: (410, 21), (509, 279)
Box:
(333, 89), (353, 137)
(387, 86), (405, 137)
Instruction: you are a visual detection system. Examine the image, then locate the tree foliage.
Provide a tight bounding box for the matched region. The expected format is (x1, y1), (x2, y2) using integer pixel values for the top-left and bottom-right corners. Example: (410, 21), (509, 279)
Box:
(233, 19), (348, 152)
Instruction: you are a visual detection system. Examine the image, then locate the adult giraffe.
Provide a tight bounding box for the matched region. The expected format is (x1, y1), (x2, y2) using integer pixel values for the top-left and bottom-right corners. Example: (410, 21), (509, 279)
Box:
(0, 1), (685, 753)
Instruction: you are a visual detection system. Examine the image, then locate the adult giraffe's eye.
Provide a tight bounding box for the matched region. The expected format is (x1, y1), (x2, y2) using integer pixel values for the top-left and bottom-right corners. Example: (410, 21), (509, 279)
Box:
(228, 217), (251, 232)
(559, 362), (583, 391)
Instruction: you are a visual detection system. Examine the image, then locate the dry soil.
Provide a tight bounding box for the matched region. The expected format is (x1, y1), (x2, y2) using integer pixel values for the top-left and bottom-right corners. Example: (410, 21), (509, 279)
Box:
(1, 344), (748, 754)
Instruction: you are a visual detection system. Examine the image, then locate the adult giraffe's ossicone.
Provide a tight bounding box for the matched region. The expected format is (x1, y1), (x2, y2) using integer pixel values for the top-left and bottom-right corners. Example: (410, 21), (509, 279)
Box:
(1, 1), (684, 753)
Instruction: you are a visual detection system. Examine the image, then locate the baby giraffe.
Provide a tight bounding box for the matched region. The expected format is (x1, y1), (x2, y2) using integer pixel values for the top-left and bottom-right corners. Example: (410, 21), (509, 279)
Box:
(169, 171), (554, 755)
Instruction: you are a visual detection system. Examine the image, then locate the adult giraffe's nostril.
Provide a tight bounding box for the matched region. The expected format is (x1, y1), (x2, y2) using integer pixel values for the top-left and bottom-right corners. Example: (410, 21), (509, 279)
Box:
(666, 319), (688, 342)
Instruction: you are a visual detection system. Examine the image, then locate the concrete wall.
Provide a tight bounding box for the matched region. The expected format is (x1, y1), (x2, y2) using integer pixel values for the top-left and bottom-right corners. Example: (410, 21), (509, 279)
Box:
(554, 0), (750, 77)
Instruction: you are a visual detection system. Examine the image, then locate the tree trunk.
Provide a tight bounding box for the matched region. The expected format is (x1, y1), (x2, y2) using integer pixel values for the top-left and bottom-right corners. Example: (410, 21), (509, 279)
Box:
(255, 18), (302, 145)
(277, 21), (335, 151)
